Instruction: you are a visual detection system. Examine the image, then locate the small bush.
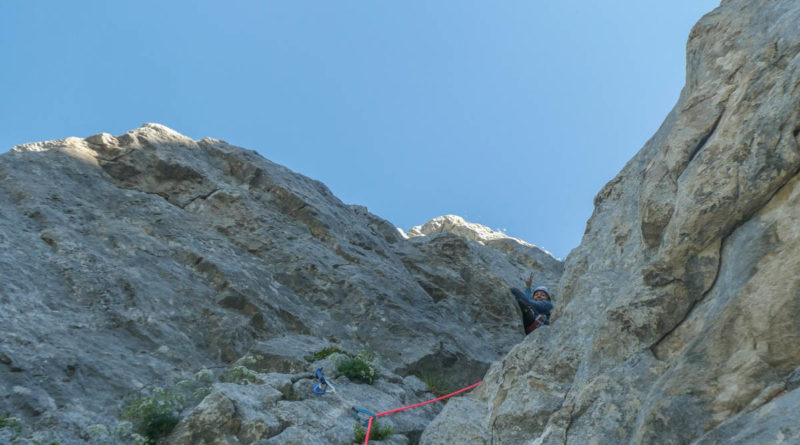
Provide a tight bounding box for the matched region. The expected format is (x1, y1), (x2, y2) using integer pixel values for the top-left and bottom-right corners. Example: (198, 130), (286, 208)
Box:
(121, 387), (185, 445)
(353, 420), (394, 443)
(308, 346), (346, 362)
(0, 412), (21, 432)
(336, 352), (377, 384)
(179, 368), (215, 400)
(221, 366), (262, 385)
(416, 372), (456, 398)
(0, 412), (23, 443)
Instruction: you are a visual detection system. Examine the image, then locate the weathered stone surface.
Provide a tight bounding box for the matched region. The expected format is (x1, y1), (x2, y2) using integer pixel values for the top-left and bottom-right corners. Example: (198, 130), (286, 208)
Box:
(407, 215), (557, 258)
(406, 214), (564, 289)
(422, 1), (800, 443)
(167, 383), (283, 445)
(166, 369), (436, 445)
(0, 124), (561, 443)
(691, 387), (800, 444)
(394, 229), (562, 387)
(6, 1), (800, 444)
(418, 397), (491, 445)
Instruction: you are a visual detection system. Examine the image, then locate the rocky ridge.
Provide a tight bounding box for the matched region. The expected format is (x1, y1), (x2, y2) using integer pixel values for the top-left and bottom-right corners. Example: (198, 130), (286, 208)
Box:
(0, 124), (561, 444)
(3, 1), (800, 443)
(421, 1), (800, 444)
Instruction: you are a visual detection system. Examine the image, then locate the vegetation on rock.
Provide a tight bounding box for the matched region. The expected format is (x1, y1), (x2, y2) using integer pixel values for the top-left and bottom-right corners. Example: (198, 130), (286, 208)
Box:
(415, 371), (456, 398)
(307, 346), (347, 362)
(120, 387), (185, 445)
(353, 420), (394, 443)
(221, 365), (263, 385)
(0, 412), (22, 442)
(336, 351), (378, 384)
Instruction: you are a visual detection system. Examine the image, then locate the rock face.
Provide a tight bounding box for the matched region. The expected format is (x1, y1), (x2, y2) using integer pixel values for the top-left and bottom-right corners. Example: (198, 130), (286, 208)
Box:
(421, 1), (800, 444)
(5, 1), (800, 444)
(0, 124), (561, 444)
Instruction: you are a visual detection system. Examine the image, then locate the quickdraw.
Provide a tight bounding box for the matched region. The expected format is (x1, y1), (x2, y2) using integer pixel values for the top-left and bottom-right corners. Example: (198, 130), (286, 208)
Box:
(312, 368), (335, 395)
(352, 406), (377, 426)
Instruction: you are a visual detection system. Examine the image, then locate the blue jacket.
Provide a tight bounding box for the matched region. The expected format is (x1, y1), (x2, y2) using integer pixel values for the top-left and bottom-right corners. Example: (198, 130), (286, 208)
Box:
(524, 286), (553, 320)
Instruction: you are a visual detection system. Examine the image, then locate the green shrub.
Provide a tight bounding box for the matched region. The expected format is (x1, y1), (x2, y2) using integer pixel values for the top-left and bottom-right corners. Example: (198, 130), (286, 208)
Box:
(415, 371), (456, 398)
(336, 352), (377, 384)
(307, 346), (346, 362)
(120, 387), (185, 445)
(87, 370), (215, 445)
(0, 412), (23, 443)
(353, 420), (394, 442)
(221, 366), (262, 385)
(177, 368), (215, 400)
(0, 412), (21, 432)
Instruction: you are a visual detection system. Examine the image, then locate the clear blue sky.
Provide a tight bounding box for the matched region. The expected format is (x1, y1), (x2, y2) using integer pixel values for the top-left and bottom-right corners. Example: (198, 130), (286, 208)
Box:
(0, 1), (719, 259)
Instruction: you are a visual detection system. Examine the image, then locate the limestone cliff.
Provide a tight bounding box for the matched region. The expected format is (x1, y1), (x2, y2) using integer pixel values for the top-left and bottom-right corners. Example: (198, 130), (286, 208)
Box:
(4, 1), (800, 444)
(422, 1), (800, 444)
(0, 124), (560, 444)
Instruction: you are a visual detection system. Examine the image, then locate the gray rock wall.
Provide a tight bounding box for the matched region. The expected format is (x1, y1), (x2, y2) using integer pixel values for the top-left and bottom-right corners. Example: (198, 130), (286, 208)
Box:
(0, 124), (561, 444)
(5, 1), (799, 443)
(422, 1), (800, 444)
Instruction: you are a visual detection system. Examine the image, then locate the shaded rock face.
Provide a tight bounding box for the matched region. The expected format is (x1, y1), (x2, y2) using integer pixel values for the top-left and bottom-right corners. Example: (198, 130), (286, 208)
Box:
(422, 1), (800, 444)
(0, 124), (561, 443)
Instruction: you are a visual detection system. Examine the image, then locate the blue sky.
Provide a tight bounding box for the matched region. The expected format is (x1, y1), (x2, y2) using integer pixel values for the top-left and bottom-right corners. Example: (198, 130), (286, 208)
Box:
(0, 1), (719, 259)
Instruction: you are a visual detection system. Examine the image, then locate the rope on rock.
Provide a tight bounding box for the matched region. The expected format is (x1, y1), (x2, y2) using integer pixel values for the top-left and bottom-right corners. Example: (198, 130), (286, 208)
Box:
(359, 380), (482, 445)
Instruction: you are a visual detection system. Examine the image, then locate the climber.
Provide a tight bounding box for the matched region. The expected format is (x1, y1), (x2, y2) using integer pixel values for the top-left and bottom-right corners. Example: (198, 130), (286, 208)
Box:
(510, 272), (553, 335)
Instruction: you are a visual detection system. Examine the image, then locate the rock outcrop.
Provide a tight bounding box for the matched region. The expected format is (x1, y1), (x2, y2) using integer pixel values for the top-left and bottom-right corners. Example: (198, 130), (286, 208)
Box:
(421, 1), (800, 444)
(0, 124), (560, 444)
(4, 1), (800, 444)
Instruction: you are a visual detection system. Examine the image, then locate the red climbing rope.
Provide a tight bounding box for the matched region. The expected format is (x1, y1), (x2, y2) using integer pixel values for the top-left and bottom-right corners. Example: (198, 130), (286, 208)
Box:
(364, 416), (374, 445)
(363, 381), (482, 445)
